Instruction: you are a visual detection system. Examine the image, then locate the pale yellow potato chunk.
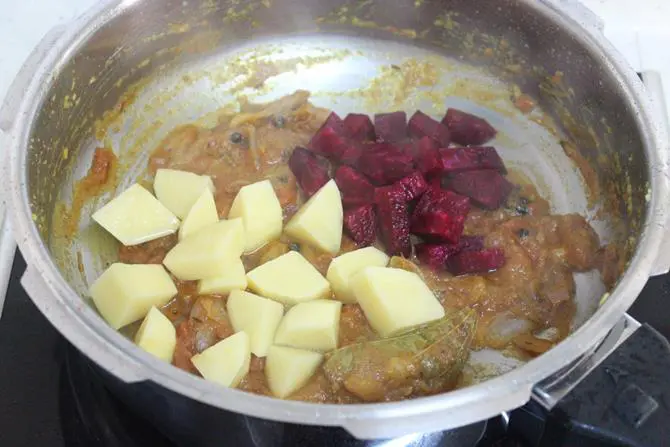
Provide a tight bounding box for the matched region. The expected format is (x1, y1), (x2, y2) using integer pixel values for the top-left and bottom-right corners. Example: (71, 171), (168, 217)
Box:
(153, 169), (215, 218)
(134, 306), (176, 362)
(284, 180), (343, 255)
(163, 218), (245, 280)
(90, 263), (177, 330)
(274, 300), (341, 351)
(228, 180), (283, 253)
(351, 267), (445, 337)
(92, 184), (179, 246)
(265, 345), (323, 398)
(191, 331), (251, 388)
(326, 247), (389, 303)
(227, 290), (284, 357)
(179, 188), (218, 241)
(246, 251), (330, 305)
(197, 258), (247, 295)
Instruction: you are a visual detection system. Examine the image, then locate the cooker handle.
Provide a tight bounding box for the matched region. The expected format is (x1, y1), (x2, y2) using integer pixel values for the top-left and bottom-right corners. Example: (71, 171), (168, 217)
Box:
(515, 314), (670, 446)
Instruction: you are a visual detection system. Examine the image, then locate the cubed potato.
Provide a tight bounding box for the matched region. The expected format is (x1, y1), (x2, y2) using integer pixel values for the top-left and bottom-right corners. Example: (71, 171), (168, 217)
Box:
(90, 263), (177, 330)
(274, 299), (341, 351)
(191, 331), (251, 388)
(134, 306), (176, 362)
(227, 290), (284, 357)
(153, 169), (215, 218)
(351, 267), (445, 337)
(265, 345), (323, 398)
(163, 218), (245, 280)
(179, 188), (219, 241)
(198, 258), (247, 295)
(326, 247), (389, 303)
(92, 184), (180, 246)
(246, 251), (330, 305)
(284, 180), (343, 255)
(228, 180), (283, 253)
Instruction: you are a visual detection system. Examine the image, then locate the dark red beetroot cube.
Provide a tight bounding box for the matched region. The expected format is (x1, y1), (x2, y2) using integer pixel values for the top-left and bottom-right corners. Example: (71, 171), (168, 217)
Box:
(335, 165), (375, 207)
(414, 136), (443, 177)
(441, 146), (506, 173)
(374, 186), (411, 256)
(374, 111), (407, 143)
(344, 113), (375, 141)
(309, 112), (361, 165)
(394, 171), (428, 202)
(408, 111), (451, 147)
(344, 205), (377, 247)
(411, 187), (470, 243)
(447, 248), (506, 276)
(288, 147), (331, 198)
(442, 109), (497, 146)
(357, 143), (415, 185)
(415, 236), (485, 270)
(448, 169), (513, 210)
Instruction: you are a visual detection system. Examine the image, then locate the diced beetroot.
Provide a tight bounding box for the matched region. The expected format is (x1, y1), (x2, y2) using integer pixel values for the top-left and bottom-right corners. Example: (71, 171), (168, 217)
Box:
(288, 147), (331, 198)
(344, 113), (375, 141)
(357, 143), (415, 185)
(394, 171), (428, 202)
(375, 186), (411, 256)
(408, 111), (451, 147)
(322, 111), (345, 130)
(309, 112), (361, 165)
(448, 170), (513, 210)
(344, 205), (377, 247)
(415, 244), (460, 269)
(458, 235), (485, 252)
(414, 136), (443, 177)
(440, 147), (506, 173)
(415, 236), (485, 270)
(447, 248), (506, 276)
(335, 166), (375, 207)
(442, 109), (497, 145)
(411, 187), (470, 243)
(374, 111), (407, 143)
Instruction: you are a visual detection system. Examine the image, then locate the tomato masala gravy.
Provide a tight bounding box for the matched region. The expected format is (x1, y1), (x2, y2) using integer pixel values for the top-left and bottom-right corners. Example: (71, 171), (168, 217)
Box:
(92, 90), (605, 403)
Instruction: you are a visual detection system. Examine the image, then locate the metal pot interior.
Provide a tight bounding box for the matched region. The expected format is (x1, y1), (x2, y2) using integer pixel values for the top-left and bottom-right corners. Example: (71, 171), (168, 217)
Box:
(25, 0), (647, 397)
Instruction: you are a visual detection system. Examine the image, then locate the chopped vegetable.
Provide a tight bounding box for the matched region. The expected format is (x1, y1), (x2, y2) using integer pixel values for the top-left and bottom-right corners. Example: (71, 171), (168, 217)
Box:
(246, 251), (331, 305)
(163, 218), (245, 280)
(284, 180), (343, 255)
(441, 108), (497, 146)
(227, 290), (284, 357)
(410, 187), (470, 243)
(448, 169), (514, 210)
(265, 345), (323, 398)
(357, 143), (415, 185)
(440, 146), (506, 174)
(343, 205), (377, 247)
(334, 165), (375, 208)
(343, 113), (375, 141)
(274, 299), (342, 351)
(446, 248), (506, 276)
(228, 179), (283, 253)
(191, 331), (251, 388)
(393, 171), (428, 202)
(288, 147), (331, 198)
(135, 306), (177, 362)
(197, 258), (248, 295)
(374, 186), (411, 256)
(153, 169), (215, 219)
(93, 184), (180, 246)
(413, 136), (443, 177)
(178, 188), (218, 241)
(408, 110), (451, 147)
(374, 111), (407, 143)
(327, 247), (390, 303)
(350, 267), (445, 337)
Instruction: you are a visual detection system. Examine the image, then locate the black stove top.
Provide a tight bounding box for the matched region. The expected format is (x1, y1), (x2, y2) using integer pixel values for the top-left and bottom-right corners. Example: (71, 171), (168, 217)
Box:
(1, 250), (669, 447)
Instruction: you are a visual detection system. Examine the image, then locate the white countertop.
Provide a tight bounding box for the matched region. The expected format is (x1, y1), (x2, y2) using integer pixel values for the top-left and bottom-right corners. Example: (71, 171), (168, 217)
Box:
(1, 0), (669, 113)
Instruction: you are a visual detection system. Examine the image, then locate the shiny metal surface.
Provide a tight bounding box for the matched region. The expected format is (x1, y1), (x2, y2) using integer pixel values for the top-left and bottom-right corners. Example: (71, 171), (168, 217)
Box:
(3, 0), (670, 439)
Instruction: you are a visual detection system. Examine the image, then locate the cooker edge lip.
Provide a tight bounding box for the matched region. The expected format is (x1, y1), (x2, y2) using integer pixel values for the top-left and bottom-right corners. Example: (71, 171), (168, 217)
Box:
(4, 0), (669, 435)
